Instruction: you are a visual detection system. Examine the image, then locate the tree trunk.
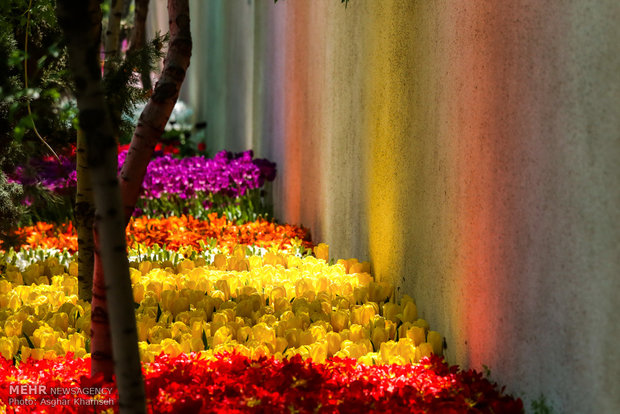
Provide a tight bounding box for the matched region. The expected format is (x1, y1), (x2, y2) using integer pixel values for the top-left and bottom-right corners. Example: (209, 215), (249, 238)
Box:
(120, 0), (192, 223)
(56, 1), (145, 413)
(120, 0), (192, 222)
(103, 0), (125, 74)
(129, 0), (152, 91)
(75, 129), (95, 301)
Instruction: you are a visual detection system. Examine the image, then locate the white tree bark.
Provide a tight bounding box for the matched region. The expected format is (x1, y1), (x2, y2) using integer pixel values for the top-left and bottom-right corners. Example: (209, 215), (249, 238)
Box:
(56, 1), (145, 412)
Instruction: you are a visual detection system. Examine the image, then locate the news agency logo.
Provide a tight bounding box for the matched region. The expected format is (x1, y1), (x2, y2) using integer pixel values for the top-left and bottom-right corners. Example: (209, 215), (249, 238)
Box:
(9, 384), (48, 395)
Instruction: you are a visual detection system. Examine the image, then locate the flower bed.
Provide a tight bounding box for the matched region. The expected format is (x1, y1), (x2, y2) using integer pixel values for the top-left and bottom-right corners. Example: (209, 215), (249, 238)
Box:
(4, 214), (312, 254)
(0, 242), (525, 412)
(0, 250), (439, 365)
(119, 148), (277, 220)
(8, 146), (278, 224)
(0, 352), (523, 413)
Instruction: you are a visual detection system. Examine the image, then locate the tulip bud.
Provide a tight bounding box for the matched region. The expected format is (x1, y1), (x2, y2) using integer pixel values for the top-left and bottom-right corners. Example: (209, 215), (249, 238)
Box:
(349, 262), (365, 274)
(285, 329), (301, 348)
(213, 326), (233, 347)
(406, 325), (426, 346)
(396, 338), (416, 363)
(383, 303), (401, 323)
(379, 340), (398, 364)
(349, 324), (368, 342)
(276, 337), (289, 353)
(213, 254), (227, 270)
(401, 301), (418, 323)
(427, 330), (443, 356)
(309, 341), (327, 363)
(416, 342), (433, 362)
(371, 326), (389, 350)
(413, 318), (430, 331)
(330, 310), (350, 332)
(4, 318), (22, 337)
(313, 243), (329, 262)
(252, 323), (276, 347)
(0, 337), (17, 359)
(299, 330), (314, 346)
(326, 332), (342, 356)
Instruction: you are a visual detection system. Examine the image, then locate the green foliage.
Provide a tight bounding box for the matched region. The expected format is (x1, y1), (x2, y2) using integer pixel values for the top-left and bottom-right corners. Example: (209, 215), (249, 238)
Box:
(0, 0), (167, 235)
(103, 33), (168, 141)
(0, 0), (77, 244)
(135, 188), (273, 224)
(531, 394), (554, 414)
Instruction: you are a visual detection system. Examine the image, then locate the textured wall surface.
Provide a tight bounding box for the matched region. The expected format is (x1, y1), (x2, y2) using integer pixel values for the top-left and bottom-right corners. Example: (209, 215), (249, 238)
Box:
(184, 1), (620, 412)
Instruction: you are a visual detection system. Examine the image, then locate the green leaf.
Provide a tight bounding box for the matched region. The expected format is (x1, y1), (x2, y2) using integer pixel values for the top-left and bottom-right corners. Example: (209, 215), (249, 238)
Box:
(23, 332), (35, 349)
(156, 303), (162, 322)
(201, 329), (209, 350)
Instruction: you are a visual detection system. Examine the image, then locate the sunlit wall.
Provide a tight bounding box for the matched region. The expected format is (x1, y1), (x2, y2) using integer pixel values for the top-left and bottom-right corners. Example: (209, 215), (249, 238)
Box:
(183, 1), (620, 412)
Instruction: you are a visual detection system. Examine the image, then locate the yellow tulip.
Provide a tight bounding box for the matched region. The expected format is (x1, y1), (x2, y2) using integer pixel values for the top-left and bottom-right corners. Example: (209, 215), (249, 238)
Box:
(341, 341), (366, 359)
(427, 330), (443, 356)
(330, 310), (349, 332)
(214, 280), (231, 301)
(416, 342), (433, 361)
(170, 296), (190, 316)
(299, 330), (314, 346)
(64, 333), (85, 354)
(251, 323), (276, 347)
(171, 321), (190, 340)
(401, 301), (418, 323)
(0, 280), (12, 294)
(406, 325), (426, 346)
(309, 341), (327, 363)
(0, 337), (17, 359)
(396, 338), (416, 363)
(248, 256), (263, 269)
(136, 318), (155, 342)
(413, 318), (430, 331)
(160, 338), (183, 358)
(351, 305), (375, 327)
(313, 243), (329, 262)
(357, 352), (379, 365)
(382, 303), (401, 323)
(349, 324), (369, 342)
(379, 340), (398, 364)
(235, 299), (254, 319)
(212, 254), (227, 270)
(148, 325), (172, 344)
(371, 326), (389, 351)
(213, 326), (233, 347)
(251, 343), (271, 360)
(176, 259), (195, 274)
(20, 346), (45, 361)
(68, 261), (79, 277)
(48, 312), (69, 332)
(275, 337), (288, 353)
(138, 261), (153, 275)
(4, 318), (22, 337)
(353, 287), (369, 305)
(326, 332), (341, 356)
(284, 329), (301, 348)
(368, 282), (393, 303)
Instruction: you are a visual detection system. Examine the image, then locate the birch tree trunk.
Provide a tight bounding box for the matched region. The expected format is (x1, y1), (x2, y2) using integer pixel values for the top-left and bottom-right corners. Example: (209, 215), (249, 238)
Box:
(120, 0), (192, 221)
(75, 129), (95, 301)
(129, 0), (152, 91)
(103, 0), (125, 74)
(56, 1), (145, 413)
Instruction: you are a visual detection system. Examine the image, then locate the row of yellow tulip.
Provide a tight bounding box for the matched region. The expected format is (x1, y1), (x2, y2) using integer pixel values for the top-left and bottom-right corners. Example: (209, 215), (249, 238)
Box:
(0, 245), (443, 366)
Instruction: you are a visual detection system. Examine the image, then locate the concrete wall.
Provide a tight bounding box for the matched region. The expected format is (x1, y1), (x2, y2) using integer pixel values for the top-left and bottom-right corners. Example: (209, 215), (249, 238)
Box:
(184, 1), (620, 412)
